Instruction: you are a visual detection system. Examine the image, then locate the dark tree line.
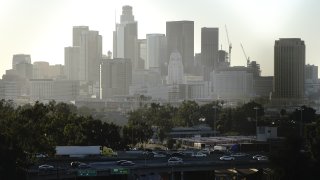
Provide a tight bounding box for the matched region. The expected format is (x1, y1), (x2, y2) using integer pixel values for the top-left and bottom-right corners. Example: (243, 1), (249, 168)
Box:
(0, 100), (125, 179)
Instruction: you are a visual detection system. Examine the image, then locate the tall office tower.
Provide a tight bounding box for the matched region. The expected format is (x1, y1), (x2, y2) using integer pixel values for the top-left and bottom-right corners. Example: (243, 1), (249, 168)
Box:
(201, 27), (219, 80)
(65, 46), (80, 80)
(33, 61), (50, 79)
(167, 51), (185, 85)
(120, 5), (134, 24)
(166, 21), (194, 74)
(73, 26), (89, 46)
(79, 30), (102, 82)
(113, 6), (138, 70)
(100, 58), (132, 99)
(12, 54), (31, 70)
(146, 34), (167, 73)
(274, 38), (305, 99)
(137, 39), (146, 70)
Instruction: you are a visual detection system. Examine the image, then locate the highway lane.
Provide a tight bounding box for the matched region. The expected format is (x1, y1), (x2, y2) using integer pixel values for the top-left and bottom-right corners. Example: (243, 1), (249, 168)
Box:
(29, 153), (269, 176)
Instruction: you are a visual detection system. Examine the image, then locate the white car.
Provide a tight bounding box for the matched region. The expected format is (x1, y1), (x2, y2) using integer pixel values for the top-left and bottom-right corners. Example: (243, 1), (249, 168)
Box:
(252, 154), (264, 160)
(38, 164), (54, 170)
(168, 157), (183, 165)
(153, 152), (167, 158)
(257, 156), (268, 161)
(219, 156), (235, 161)
(193, 152), (207, 157)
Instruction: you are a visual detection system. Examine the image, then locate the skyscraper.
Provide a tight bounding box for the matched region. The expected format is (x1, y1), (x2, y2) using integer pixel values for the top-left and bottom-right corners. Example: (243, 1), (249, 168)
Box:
(12, 54), (31, 70)
(100, 58), (132, 99)
(73, 26), (89, 46)
(146, 34), (167, 73)
(120, 5), (134, 24)
(274, 38), (305, 99)
(79, 30), (102, 82)
(201, 27), (219, 80)
(166, 21), (194, 74)
(201, 28), (219, 68)
(113, 6), (138, 70)
(137, 39), (147, 70)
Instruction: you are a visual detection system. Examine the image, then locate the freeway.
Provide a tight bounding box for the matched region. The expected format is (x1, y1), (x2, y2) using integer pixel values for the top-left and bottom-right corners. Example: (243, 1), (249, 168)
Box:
(27, 152), (270, 179)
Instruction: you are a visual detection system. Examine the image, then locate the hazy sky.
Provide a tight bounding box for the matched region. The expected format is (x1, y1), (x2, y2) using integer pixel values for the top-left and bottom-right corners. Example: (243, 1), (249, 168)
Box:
(1, 0), (319, 77)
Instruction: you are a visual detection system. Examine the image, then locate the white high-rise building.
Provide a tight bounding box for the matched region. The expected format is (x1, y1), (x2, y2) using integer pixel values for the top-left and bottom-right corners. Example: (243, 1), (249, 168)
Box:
(146, 34), (167, 73)
(113, 5), (138, 70)
(167, 51), (185, 84)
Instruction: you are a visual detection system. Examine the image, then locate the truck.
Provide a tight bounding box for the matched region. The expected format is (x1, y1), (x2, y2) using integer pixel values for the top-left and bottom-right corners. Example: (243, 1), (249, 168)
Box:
(56, 146), (101, 157)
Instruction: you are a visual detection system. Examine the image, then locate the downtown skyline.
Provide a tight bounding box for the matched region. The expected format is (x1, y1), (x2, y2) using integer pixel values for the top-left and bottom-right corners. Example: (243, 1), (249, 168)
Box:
(1, 0), (320, 77)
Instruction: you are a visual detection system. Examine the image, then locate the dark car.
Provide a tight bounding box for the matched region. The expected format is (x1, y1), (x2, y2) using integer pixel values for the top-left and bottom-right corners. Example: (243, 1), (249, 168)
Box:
(120, 161), (135, 166)
(170, 152), (184, 157)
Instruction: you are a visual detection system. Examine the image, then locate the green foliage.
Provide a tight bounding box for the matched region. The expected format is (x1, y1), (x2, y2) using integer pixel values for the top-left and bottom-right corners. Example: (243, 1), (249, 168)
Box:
(0, 100), (124, 179)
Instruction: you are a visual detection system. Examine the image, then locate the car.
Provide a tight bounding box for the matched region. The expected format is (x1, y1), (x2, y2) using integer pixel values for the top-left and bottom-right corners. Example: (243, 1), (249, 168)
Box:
(230, 152), (248, 157)
(116, 160), (129, 165)
(38, 164), (54, 170)
(70, 161), (82, 168)
(219, 156), (235, 161)
(257, 156), (268, 161)
(170, 152), (185, 157)
(252, 154), (264, 160)
(168, 157), (183, 165)
(35, 153), (48, 158)
(78, 163), (91, 169)
(153, 152), (167, 158)
(192, 152), (207, 157)
(120, 161), (135, 166)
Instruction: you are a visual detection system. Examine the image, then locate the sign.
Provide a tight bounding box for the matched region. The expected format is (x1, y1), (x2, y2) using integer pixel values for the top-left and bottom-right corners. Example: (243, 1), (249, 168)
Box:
(111, 168), (129, 175)
(77, 170), (97, 176)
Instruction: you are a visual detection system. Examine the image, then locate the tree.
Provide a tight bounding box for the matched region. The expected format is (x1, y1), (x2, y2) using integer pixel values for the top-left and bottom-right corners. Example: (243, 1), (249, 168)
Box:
(177, 101), (201, 127)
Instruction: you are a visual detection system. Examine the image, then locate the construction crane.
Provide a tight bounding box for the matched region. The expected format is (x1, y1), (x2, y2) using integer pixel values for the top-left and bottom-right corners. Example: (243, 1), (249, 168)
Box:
(240, 43), (250, 66)
(225, 25), (232, 64)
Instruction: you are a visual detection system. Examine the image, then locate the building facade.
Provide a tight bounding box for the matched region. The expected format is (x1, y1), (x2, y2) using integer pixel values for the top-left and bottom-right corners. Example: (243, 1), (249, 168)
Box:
(65, 46), (80, 80)
(12, 54), (31, 70)
(167, 51), (185, 85)
(113, 6), (138, 70)
(100, 58), (132, 99)
(166, 21), (194, 74)
(146, 34), (167, 73)
(274, 38), (305, 100)
(201, 27), (219, 80)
